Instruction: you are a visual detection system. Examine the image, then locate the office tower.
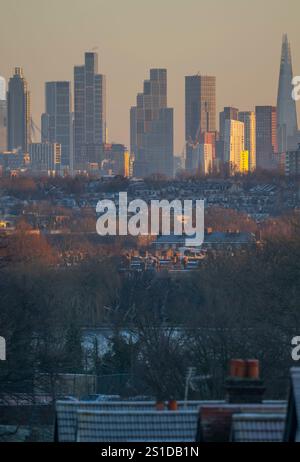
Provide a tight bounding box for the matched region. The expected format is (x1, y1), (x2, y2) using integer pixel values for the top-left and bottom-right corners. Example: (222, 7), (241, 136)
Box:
(185, 75), (216, 143)
(219, 107), (239, 141)
(74, 52), (106, 170)
(29, 142), (61, 174)
(0, 78), (7, 152)
(277, 34), (298, 153)
(7, 68), (30, 153)
(224, 119), (245, 174)
(217, 107), (239, 164)
(238, 111), (256, 171)
(131, 69), (173, 177)
(41, 82), (72, 170)
(255, 106), (278, 170)
(101, 144), (130, 177)
(0, 77), (6, 101)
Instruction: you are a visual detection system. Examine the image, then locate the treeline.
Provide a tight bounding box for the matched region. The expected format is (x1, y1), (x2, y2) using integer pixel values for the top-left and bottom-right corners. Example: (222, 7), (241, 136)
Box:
(0, 214), (300, 401)
(1, 233), (300, 399)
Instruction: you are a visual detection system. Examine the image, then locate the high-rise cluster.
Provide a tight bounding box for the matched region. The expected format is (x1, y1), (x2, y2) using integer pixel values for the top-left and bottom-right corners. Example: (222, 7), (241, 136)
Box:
(0, 33), (298, 177)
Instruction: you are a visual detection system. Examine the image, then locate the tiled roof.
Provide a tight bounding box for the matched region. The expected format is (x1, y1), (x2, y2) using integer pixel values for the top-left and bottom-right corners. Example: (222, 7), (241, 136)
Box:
(76, 409), (199, 442)
(55, 400), (219, 442)
(153, 232), (255, 246)
(283, 367), (300, 442)
(198, 403), (287, 442)
(231, 413), (285, 442)
(290, 368), (300, 428)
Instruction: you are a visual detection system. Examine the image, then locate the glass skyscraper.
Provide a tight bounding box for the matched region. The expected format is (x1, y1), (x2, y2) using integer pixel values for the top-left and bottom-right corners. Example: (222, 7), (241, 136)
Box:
(41, 81), (73, 170)
(277, 34), (298, 153)
(131, 69), (173, 178)
(185, 75), (216, 144)
(255, 106), (278, 170)
(7, 67), (30, 153)
(74, 52), (106, 170)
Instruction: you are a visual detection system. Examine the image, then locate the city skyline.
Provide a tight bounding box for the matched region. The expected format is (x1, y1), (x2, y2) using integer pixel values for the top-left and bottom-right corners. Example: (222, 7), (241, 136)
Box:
(0, 0), (299, 154)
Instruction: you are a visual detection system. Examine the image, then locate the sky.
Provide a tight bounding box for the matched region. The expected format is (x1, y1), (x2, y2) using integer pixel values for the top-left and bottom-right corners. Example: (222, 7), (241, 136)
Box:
(1, 0), (300, 153)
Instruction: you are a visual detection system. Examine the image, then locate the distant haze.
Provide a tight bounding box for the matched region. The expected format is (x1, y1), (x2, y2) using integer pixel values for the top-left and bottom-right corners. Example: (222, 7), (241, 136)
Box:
(0, 0), (299, 153)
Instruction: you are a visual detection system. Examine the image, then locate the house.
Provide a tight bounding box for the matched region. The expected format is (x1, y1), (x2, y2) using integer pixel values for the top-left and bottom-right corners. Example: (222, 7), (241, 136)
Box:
(55, 400), (215, 442)
(54, 360), (288, 443)
(196, 359), (286, 442)
(152, 229), (256, 253)
(283, 368), (300, 441)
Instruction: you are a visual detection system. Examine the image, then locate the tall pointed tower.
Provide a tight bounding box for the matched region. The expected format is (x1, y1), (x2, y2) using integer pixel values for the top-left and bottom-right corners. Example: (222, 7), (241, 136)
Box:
(277, 34), (298, 153)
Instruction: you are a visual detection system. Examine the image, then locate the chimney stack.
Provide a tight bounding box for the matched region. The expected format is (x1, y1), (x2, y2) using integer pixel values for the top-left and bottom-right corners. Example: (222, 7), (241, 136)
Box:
(225, 359), (265, 404)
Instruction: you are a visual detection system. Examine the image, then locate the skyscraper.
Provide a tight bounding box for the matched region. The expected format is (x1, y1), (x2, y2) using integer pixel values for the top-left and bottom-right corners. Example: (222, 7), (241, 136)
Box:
(219, 107), (239, 141)
(7, 68), (30, 153)
(41, 82), (73, 170)
(277, 34), (298, 153)
(238, 111), (256, 171)
(185, 75), (216, 143)
(131, 69), (173, 177)
(255, 106), (278, 170)
(224, 119), (245, 174)
(0, 77), (7, 152)
(74, 52), (106, 170)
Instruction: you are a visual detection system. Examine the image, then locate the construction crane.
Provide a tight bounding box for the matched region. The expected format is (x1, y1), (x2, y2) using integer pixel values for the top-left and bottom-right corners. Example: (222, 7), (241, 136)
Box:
(30, 118), (47, 143)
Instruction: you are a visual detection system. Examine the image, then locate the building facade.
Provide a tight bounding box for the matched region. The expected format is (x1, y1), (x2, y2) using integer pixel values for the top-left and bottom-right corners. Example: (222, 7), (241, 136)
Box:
(29, 142), (61, 174)
(285, 144), (300, 176)
(277, 34), (298, 153)
(74, 52), (106, 170)
(238, 111), (256, 171)
(255, 106), (278, 170)
(219, 107), (239, 141)
(41, 81), (73, 171)
(7, 68), (30, 154)
(131, 69), (173, 178)
(185, 75), (216, 144)
(239, 150), (249, 173)
(0, 77), (6, 101)
(197, 143), (213, 174)
(224, 119), (245, 174)
(101, 144), (130, 177)
(0, 100), (7, 153)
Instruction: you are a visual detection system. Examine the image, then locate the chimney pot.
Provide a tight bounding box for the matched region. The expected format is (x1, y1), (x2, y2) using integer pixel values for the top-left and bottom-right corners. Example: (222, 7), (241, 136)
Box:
(226, 359), (265, 404)
(155, 400), (165, 411)
(230, 359), (246, 378)
(167, 399), (178, 411)
(246, 359), (260, 379)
